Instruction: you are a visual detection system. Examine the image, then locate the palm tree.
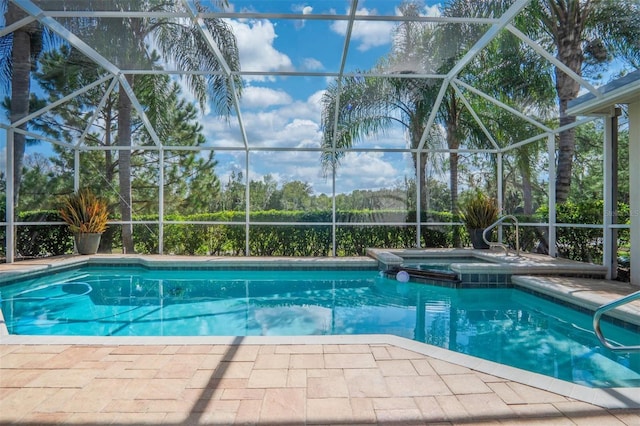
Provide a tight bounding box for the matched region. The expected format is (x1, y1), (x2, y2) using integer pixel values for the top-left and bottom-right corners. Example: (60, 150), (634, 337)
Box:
(64, 0), (241, 252)
(1, 1), (54, 207)
(469, 17), (556, 214)
(526, 0), (640, 203)
(321, 72), (436, 208)
(321, 1), (444, 218)
(321, 1), (491, 246)
(435, 0), (495, 217)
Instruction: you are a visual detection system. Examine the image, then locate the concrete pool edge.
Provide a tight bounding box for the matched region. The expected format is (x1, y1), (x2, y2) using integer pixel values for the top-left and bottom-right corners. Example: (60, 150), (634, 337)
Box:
(0, 254), (380, 284)
(1, 333), (638, 410)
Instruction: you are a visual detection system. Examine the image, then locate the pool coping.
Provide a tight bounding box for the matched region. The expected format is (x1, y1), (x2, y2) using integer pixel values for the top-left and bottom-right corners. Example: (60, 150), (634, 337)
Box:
(1, 253), (639, 410)
(0, 254), (379, 284)
(512, 275), (640, 329)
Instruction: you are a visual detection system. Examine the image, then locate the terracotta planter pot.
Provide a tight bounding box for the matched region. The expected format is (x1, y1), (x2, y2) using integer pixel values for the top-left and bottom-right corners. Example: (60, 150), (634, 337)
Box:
(75, 233), (102, 255)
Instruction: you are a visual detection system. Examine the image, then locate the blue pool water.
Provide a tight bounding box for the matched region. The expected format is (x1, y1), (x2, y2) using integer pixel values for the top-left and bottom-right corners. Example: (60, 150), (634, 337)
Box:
(401, 256), (489, 272)
(1, 266), (639, 388)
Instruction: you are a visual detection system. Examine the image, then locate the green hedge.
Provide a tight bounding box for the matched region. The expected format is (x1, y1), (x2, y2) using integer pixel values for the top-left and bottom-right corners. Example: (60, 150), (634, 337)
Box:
(0, 204), (628, 261)
(139, 210), (456, 256)
(15, 211), (73, 258)
(520, 200), (630, 263)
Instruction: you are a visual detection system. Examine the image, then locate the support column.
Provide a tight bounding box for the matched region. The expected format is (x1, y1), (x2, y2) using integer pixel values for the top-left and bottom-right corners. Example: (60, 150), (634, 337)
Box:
(6, 129), (14, 263)
(629, 101), (640, 286)
(547, 134), (557, 257)
(158, 149), (164, 255)
(245, 151), (250, 256)
(331, 151), (337, 257)
(497, 152), (503, 242)
(74, 149), (80, 190)
(603, 109), (619, 280)
(416, 150), (422, 248)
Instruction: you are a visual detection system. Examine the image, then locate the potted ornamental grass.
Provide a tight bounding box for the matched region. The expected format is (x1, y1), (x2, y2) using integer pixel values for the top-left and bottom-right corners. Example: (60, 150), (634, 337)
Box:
(459, 190), (500, 249)
(59, 188), (109, 255)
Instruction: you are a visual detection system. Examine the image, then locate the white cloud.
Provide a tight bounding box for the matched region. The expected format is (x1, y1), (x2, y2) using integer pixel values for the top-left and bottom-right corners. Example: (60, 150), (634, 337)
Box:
(330, 7), (395, 52)
(291, 4), (313, 14)
(242, 86), (293, 109)
(336, 151), (402, 191)
(199, 89), (322, 151)
(422, 4), (442, 17)
(229, 19), (294, 78)
(276, 118), (320, 146)
(199, 115), (244, 148)
(307, 89), (325, 105)
(301, 58), (324, 71)
(236, 108), (321, 149)
(329, 3), (441, 53)
(250, 149), (324, 183)
(291, 4), (313, 29)
(200, 84), (412, 195)
(275, 90), (324, 123)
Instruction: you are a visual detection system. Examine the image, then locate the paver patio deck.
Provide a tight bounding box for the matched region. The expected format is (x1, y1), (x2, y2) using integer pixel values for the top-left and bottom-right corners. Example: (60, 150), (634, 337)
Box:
(1, 339), (640, 425)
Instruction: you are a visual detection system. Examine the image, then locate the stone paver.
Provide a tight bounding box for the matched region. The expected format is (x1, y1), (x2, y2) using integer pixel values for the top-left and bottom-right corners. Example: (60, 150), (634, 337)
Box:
(1, 342), (638, 425)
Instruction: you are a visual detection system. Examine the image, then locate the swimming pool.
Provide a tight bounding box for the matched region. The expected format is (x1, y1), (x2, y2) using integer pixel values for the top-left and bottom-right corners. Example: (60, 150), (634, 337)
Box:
(1, 265), (639, 389)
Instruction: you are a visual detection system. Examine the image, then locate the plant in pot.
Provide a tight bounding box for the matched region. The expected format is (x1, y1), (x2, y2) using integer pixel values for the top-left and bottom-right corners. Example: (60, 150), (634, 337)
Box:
(459, 190), (500, 249)
(59, 188), (109, 255)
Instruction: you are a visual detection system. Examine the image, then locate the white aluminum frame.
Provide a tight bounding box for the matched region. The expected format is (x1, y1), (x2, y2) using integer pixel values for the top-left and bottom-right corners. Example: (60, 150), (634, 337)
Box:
(2, 0), (627, 276)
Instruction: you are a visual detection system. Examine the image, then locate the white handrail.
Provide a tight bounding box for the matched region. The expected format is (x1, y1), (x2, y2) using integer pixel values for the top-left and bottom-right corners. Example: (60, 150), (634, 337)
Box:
(593, 290), (640, 352)
(482, 215), (520, 256)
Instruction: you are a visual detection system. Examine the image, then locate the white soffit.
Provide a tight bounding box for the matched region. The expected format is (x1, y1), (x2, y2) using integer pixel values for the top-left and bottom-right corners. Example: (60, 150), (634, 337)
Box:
(567, 70), (640, 116)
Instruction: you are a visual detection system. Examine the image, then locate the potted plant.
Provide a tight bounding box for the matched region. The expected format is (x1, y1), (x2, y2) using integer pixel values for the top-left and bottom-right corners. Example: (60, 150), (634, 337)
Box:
(59, 188), (109, 255)
(459, 190), (500, 249)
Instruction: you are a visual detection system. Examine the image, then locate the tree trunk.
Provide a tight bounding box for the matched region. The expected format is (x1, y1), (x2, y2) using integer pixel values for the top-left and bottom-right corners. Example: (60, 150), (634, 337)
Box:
(104, 105), (114, 183)
(446, 97), (461, 247)
(556, 97), (577, 204)
(98, 107), (115, 254)
(411, 150), (429, 248)
(409, 124), (429, 218)
(7, 3), (38, 209)
(522, 169), (533, 215)
(418, 152), (429, 213)
(553, 4), (584, 204)
(449, 150), (460, 247)
(117, 76), (135, 253)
